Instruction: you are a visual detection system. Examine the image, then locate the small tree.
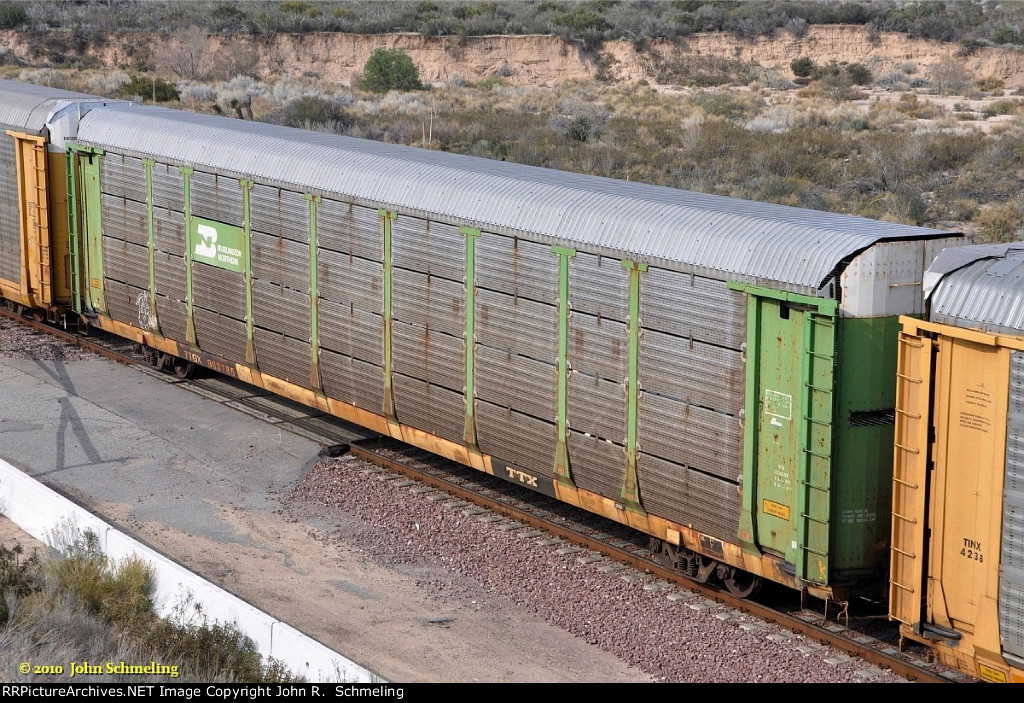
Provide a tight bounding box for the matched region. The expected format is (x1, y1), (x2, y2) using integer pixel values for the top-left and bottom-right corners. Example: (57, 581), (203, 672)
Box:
(360, 48), (423, 93)
(846, 63), (873, 86)
(790, 56), (814, 78)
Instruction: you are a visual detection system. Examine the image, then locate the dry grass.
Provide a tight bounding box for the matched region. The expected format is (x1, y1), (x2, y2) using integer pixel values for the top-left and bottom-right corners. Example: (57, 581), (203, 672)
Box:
(0, 524), (301, 683)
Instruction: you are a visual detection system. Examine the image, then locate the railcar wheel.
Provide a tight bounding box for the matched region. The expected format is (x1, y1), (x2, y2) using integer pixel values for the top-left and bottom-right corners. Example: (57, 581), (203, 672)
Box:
(31, 308), (45, 322)
(722, 568), (761, 599)
(172, 358), (194, 379)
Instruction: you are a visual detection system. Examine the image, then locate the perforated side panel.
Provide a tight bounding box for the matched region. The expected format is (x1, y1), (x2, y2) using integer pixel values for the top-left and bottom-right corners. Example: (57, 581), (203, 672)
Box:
(1001, 351), (1024, 660)
(0, 132), (20, 282)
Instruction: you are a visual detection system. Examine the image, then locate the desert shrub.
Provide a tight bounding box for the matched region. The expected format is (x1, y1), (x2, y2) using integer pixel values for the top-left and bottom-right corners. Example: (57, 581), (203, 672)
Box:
(691, 90), (753, 119)
(924, 132), (986, 172)
(278, 1), (320, 18)
(118, 74), (180, 102)
(810, 60), (842, 80)
(549, 96), (608, 142)
(949, 198), (979, 221)
(877, 70), (911, 90)
(785, 17), (808, 38)
(976, 75), (1005, 92)
(887, 185), (928, 225)
(0, 543), (41, 625)
(42, 529), (155, 633)
(790, 56), (814, 78)
(361, 48), (423, 93)
(263, 95), (354, 131)
(146, 599), (298, 683)
(985, 99), (1024, 117)
(890, 93), (942, 119)
(977, 201), (1024, 242)
(8, 523), (303, 683)
(817, 72), (863, 102)
(657, 55), (755, 87)
(552, 4), (610, 46)
(210, 3), (248, 32)
(928, 59), (972, 95)
(992, 25), (1022, 46)
(0, 1), (26, 30)
(846, 63), (873, 85)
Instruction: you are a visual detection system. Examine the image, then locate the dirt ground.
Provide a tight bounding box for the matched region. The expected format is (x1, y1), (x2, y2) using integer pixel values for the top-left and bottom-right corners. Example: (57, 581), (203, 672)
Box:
(0, 501), (652, 684)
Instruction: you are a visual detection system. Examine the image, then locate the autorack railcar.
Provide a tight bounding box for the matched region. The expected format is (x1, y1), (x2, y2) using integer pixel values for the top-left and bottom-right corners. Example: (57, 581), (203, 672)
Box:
(59, 102), (961, 602)
(891, 244), (1024, 683)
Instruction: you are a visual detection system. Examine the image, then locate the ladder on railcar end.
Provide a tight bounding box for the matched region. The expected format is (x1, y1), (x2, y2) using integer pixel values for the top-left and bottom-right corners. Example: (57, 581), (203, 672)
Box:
(889, 327), (933, 630)
(8, 131), (52, 308)
(796, 311), (835, 585)
(30, 140), (51, 305)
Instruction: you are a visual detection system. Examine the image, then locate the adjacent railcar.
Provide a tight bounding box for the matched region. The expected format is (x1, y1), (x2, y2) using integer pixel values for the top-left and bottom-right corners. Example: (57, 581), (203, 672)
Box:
(891, 244), (1024, 682)
(64, 104), (960, 601)
(0, 80), (124, 318)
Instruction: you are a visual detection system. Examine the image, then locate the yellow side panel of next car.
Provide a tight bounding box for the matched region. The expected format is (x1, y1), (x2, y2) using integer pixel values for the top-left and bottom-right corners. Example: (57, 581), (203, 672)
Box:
(926, 335), (1007, 641)
(893, 317), (1024, 683)
(5, 131), (51, 308)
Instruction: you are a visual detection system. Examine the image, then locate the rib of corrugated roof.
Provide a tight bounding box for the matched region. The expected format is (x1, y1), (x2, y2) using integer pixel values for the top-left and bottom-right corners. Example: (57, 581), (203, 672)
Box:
(0, 79), (98, 133)
(929, 244), (1024, 335)
(74, 106), (957, 293)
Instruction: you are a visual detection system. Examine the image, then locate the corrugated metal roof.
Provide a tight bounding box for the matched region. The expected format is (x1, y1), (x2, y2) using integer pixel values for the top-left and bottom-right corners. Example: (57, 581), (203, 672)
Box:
(929, 244), (1024, 335)
(75, 106), (957, 293)
(0, 79), (97, 133)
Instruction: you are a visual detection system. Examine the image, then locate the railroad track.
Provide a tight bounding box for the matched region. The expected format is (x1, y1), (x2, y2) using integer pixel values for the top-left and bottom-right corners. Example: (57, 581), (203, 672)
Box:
(1, 308), (970, 683)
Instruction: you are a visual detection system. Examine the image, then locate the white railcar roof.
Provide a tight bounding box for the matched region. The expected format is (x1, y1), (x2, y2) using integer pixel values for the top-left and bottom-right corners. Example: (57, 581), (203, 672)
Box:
(75, 106), (957, 295)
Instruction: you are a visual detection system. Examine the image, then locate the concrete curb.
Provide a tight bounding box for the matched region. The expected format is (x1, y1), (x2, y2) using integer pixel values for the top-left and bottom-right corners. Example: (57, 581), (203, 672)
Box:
(0, 457), (380, 683)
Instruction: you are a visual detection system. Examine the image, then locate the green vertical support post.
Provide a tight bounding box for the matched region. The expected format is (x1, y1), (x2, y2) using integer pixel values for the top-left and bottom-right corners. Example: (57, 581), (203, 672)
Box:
(552, 245), (576, 490)
(143, 160), (157, 332)
(307, 194), (321, 390)
(620, 260), (647, 513)
(64, 147), (81, 314)
(181, 167), (196, 346)
(381, 210), (397, 420)
(241, 180), (255, 365)
(737, 290), (761, 554)
(462, 226), (480, 447)
(75, 146), (105, 314)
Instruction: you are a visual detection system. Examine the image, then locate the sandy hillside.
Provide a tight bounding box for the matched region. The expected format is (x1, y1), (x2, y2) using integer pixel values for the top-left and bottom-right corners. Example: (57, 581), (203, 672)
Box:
(2, 25), (1023, 88)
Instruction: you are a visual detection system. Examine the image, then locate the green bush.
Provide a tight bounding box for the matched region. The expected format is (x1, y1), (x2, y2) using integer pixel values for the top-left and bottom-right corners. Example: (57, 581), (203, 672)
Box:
(361, 48), (423, 93)
(277, 1), (320, 18)
(846, 63), (873, 85)
(0, 1), (27, 30)
(790, 56), (815, 78)
(118, 74), (180, 103)
(0, 543), (40, 625)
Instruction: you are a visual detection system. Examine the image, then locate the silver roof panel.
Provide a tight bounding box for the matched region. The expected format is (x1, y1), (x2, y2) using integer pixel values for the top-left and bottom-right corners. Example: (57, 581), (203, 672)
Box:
(928, 244), (1024, 335)
(0, 79), (97, 133)
(75, 106), (957, 293)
